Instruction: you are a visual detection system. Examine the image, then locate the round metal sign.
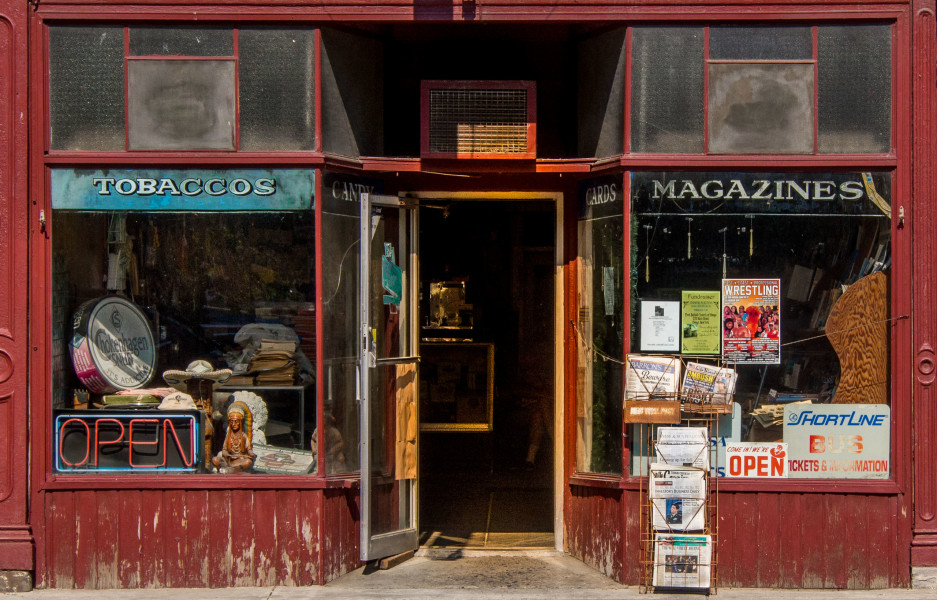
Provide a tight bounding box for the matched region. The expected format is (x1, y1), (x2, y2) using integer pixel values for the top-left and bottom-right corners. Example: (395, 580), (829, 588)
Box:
(70, 297), (156, 393)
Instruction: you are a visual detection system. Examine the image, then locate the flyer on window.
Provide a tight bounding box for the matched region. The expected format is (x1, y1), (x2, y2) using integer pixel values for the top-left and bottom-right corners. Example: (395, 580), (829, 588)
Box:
(721, 278), (781, 364)
(641, 300), (681, 352)
(653, 533), (712, 589)
(681, 291), (721, 355)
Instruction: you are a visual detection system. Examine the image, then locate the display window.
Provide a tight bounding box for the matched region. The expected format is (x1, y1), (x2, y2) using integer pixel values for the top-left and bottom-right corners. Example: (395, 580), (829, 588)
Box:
(576, 176), (625, 474)
(50, 168), (319, 475)
(628, 171), (893, 480)
(318, 173), (383, 475)
(46, 22), (324, 476)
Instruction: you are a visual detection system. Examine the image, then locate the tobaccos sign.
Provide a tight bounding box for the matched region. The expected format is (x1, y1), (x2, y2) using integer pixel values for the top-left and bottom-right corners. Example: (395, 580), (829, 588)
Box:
(52, 168), (315, 211)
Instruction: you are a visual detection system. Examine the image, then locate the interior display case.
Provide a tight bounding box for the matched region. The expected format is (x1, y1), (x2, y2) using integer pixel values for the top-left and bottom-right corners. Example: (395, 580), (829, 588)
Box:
(218, 384), (314, 449)
(419, 342), (494, 431)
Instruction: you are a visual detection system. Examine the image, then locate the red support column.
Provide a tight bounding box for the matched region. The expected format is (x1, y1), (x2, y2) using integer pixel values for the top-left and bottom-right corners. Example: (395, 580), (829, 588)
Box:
(912, 0), (937, 568)
(0, 0), (34, 581)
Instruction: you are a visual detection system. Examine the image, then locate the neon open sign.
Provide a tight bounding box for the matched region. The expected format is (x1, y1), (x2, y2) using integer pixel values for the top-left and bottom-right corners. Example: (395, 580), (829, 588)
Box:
(54, 411), (201, 473)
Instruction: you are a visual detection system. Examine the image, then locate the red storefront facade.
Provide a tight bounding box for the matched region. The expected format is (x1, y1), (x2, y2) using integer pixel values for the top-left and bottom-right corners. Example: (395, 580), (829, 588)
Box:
(0, 0), (933, 591)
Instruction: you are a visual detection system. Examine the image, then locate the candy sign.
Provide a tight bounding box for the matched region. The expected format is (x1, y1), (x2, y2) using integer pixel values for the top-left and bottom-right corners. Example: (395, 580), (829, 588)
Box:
(726, 442), (788, 478)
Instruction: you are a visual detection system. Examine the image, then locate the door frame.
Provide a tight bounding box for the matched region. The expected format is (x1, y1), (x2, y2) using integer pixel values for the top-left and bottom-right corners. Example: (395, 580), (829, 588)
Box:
(406, 190), (565, 552)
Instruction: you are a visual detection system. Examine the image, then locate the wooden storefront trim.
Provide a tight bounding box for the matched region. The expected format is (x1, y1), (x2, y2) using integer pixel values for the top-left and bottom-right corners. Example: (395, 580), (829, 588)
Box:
(38, 486), (360, 589)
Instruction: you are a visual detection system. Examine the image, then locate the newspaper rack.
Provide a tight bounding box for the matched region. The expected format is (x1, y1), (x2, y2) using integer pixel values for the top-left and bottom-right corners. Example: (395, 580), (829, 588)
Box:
(627, 354), (730, 594)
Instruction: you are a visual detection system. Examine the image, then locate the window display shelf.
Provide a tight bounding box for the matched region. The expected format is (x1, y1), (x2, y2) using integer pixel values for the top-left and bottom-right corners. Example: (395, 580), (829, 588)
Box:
(218, 384), (313, 449)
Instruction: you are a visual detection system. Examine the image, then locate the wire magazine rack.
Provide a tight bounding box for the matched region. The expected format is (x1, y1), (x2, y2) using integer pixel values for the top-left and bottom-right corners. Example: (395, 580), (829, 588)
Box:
(626, 354), (734, 595)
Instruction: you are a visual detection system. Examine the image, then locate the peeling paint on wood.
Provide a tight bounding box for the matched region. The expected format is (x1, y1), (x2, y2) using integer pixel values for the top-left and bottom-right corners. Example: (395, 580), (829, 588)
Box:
(566, 485), (905, 589)
(41, 488), (357, 589)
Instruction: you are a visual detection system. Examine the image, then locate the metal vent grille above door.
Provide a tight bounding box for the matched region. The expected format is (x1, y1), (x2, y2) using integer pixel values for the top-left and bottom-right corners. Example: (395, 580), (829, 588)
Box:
(421, 81), (536, 159)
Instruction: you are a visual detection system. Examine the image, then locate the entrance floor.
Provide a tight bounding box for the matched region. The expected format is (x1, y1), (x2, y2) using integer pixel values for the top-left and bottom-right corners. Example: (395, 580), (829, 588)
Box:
(329, 552), (624, 595)
(419, 466), (554, 549)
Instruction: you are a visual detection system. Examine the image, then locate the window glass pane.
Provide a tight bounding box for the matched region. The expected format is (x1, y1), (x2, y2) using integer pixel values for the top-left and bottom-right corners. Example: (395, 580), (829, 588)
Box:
(818, 25), (891, 153)
(239, 29), (316, 151)
(710, 26), (812, 60)
(127, 60), (236, 150)
(52, 181), (317, 475)
(49, 26), (125, 151)
(631, 27), (704, 153)
(629, 171), (892, 479)
(320, 176), (364, 474)
(708, 63), (814, 153)
(129, 27), (233, 56)
(576, 178), (624, 474)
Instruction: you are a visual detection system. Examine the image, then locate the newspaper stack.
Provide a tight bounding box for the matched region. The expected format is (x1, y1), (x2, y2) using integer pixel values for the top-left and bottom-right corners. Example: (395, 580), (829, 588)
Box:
(681, 362), (737, 405)
(625, 355), (681, 400)
(750, 399), (812, 428)
(653, 533), (712, 589)
(249, 339), (297, 386)
(650, 427), (709, 533)
(750, 404), (786, 428)
(651, 426), (713, 590)
(649, 464), (707, 532)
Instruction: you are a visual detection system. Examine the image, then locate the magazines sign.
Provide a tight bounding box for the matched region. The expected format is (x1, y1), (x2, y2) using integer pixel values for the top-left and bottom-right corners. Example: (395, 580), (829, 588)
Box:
(783, 404), (890, 478)
(721, 278), (781, 364)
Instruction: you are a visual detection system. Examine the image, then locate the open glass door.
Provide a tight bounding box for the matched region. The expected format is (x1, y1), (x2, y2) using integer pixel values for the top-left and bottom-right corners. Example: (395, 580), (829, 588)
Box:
(359, 193), (420, 561)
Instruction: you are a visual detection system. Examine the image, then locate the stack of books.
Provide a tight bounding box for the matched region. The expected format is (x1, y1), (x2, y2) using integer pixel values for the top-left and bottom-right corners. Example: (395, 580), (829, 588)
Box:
(250, 339), (297, 386)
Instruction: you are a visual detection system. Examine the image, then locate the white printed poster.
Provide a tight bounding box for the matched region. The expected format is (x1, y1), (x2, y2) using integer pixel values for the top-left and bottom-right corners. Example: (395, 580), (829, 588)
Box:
(625, 355), (681, 400)
(641, 301), (680, 352)
(721, 278), (781, 364)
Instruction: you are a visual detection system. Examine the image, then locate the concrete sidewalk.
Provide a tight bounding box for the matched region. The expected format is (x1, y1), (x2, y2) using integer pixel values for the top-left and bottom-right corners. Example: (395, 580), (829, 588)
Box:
(2, 552), (935, 599)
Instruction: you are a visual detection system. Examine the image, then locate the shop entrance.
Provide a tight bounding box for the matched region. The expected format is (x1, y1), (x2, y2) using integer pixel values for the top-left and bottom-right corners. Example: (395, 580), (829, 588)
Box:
(416, 196), (560, 550)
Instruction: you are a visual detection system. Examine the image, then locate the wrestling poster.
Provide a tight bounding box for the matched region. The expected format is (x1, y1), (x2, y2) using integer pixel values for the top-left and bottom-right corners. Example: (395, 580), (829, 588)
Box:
(721, 279), (781, 364)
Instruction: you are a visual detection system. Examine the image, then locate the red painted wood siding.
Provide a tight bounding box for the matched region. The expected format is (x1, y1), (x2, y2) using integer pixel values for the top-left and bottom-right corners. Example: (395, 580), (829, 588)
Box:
(40, 488), (360, 589)
(0, 0), (33, 573)
(565, 486), (626, 582)
(566, 486), (907, 589)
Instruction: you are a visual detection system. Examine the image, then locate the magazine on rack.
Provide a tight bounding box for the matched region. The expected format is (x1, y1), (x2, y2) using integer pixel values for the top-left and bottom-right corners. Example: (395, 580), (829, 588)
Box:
(653, 533), (712, 589)
(681, 362), (737, 405)
(625, 355), (681, 400)
(655, 426), (710, 471)
(649, 463), (707, 531)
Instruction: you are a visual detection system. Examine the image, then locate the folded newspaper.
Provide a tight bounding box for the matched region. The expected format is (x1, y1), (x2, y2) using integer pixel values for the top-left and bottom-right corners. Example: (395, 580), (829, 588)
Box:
(625, 355), (681, 400)
(649, 463), (707, 531)
(681, 362), (737, 405)
(655, 426), (710, 471)
(653, 533), (712, 589)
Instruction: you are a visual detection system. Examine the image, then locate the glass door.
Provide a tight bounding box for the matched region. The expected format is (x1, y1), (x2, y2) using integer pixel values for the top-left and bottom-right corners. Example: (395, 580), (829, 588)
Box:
(358, 193), (420, 560)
